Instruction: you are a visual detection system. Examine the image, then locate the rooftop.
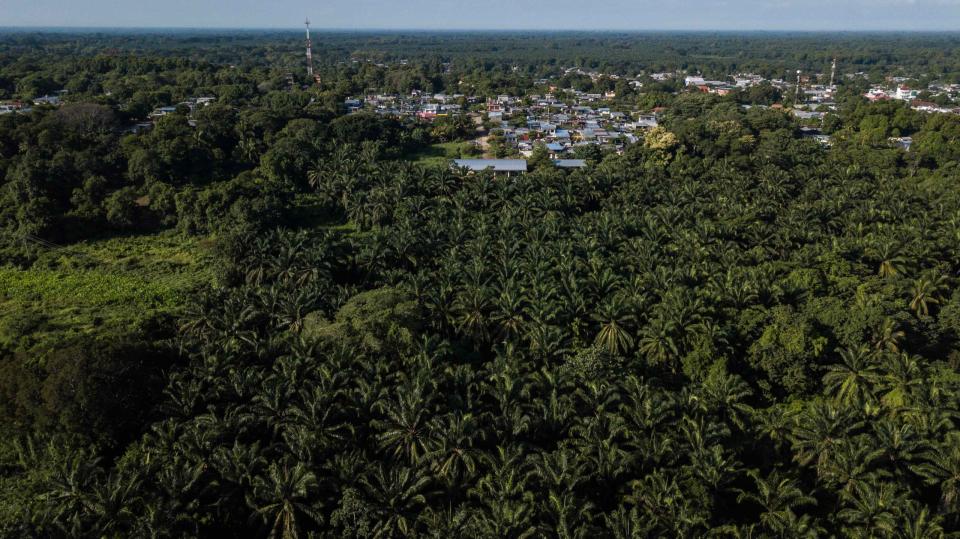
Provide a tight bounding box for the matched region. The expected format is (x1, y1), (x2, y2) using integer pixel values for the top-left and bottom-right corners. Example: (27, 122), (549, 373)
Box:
(453, 159), (528, 172)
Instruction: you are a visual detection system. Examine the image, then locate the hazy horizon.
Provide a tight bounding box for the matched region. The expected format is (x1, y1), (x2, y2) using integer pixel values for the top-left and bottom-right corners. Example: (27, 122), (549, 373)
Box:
(2, 0), (960, 32)
(2, 27), (960, 35)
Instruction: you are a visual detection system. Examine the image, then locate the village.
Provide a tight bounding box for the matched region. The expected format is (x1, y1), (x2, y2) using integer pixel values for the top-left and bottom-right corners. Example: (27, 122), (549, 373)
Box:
(4, 62), (960, 173)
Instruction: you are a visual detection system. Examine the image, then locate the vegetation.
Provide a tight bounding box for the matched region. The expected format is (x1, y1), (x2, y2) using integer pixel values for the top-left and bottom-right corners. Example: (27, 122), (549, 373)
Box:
(1, 30), (960, 538)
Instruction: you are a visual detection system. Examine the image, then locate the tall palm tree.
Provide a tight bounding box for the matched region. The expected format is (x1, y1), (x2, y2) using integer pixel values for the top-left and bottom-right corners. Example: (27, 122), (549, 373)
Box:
(872, 318), (905, 353)
(913, 435), (960, 514)
(909, 273), (946, 318)
(247, 462), (321, 539)
(358, 465), (430, 538)
(373, 386), (436, 466)
(426, 412), (485, 495)
(837, 482), (902, 538)
(822, 345), (880, 407)
(592, 296), (635, 356)
(736, 469), (816, 535)
(469, 446), (537, 539)
(790, 401), (861, 478)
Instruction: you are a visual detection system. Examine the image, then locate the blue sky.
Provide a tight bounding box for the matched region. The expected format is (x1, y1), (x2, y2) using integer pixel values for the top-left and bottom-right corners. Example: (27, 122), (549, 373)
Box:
(2, 0), (959, 30)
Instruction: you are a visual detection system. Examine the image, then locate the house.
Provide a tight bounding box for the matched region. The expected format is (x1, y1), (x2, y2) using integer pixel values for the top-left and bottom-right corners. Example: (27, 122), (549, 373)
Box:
(895, 86), (920, 101)
(792, 110), (826, 121)
(545, 142), (566, 157)
(149, 106), (178, 119)
(33, 95), (61, 106)
(452, 159), (528, 176)
(126, 122), (154, 134)
(889, 136), (913, 151)
(864, 89), (890, 102)
(553, 159), (587, 169)
(634, 115), (659, 129)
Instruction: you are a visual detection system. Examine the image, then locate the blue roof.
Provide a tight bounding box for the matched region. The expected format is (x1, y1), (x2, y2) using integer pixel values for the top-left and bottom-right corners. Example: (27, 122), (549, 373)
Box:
(453, 159), (528, 172)
(546, 143), (565, 151)
(553, 159), (588, 168)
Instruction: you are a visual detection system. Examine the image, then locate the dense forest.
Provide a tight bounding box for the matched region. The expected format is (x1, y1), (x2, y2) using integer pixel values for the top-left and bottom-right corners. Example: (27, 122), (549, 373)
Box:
(1, 31), (960, 537)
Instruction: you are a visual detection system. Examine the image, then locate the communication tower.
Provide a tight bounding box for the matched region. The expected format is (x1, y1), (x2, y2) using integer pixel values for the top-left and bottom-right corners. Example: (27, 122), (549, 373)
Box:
(305, 18), (314, 78)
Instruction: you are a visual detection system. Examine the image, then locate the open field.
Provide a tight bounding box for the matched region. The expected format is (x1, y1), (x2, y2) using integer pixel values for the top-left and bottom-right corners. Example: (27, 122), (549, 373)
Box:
(405, 141), (469, 166)
(0, 233), (215, 358)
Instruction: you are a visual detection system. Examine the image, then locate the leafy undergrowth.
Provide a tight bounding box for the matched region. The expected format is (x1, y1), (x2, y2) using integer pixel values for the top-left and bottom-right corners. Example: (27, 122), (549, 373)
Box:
(0, 232), (215, 359)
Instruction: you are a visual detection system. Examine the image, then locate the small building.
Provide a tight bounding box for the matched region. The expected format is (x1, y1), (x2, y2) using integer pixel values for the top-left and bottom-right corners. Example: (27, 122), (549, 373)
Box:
(889, 136), (913, 151)
(452, 159), (528, 176)
(553, 159), (588, 169)
(545, 142), (566, 156)
(33, 95), (61, 106)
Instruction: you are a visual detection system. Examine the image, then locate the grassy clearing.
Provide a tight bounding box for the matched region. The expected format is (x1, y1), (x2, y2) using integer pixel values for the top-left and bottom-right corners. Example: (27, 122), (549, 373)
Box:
(0, 232), (215, 355)
(406, 142), (470, 167)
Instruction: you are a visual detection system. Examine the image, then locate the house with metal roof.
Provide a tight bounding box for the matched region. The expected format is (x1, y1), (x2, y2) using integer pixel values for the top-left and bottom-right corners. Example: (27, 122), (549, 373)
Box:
(452, 159), (528, 176)
(553, 159), (588, 169)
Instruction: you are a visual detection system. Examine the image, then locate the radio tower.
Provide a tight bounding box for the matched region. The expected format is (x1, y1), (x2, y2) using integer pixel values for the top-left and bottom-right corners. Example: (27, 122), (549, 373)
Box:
(305, 18), (314, 79)
(795, 70), (802, 103)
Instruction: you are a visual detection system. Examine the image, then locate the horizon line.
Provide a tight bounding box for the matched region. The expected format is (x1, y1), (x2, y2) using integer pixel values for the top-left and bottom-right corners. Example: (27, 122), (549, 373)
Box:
(2, 26), (960, 34)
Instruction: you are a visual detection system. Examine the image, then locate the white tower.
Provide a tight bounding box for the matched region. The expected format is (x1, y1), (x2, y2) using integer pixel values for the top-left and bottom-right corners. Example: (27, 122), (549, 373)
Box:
(830, 58), (837, 87)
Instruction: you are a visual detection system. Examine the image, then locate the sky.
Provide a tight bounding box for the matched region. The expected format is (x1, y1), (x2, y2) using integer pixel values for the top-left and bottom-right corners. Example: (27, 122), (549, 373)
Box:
(2, 0), (960, 31)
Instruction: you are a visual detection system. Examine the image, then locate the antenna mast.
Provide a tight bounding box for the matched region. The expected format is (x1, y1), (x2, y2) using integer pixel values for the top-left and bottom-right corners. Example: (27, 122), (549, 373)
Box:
(305, 18), (314, 78)
(795, 70), (802, 103)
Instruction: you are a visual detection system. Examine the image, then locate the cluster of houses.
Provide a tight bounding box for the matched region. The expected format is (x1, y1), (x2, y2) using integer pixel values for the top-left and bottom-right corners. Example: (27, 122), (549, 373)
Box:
(147, 96), (217, 120)
(495, 98), (659, 157)
(122, 96), (220, 133)
(0, 93), (63, 115)
(863, 77), (960, 115)
(346, 84), (662, 157)
(348, 91), (474, 118)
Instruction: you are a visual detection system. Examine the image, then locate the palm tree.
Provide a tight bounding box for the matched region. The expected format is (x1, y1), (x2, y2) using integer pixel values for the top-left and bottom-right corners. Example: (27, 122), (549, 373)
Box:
(373, 386), (435, 465)
(603, 506), (653, 539)
(870, 239), (906, 278)
(820, 438), (883, 498)
(822, 345), (879, 406)
(790, 401), (861, 478)
(878, 353), (924, 409)
(837, 482), (902, 538)
(469, 446), (537, 539)
(872, 419), (923, 479)
(894, 502), (946, 539)
(537, 490), (594, 539)
(40, 447), (104, 536)
(426, 412), (485, 495)
(247, 462), (321, 539)
(909, 273), (946, 318)
(592, 296), (635, 356)
(626, 470), (707, 536)
(736, 469), (816, 535)
(637, 317), (679, 368)
(872, 318), (905, 353)
(358, 465), (430, 538)
(913, 435), (960, 514)
(454, 285), (492, 346)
